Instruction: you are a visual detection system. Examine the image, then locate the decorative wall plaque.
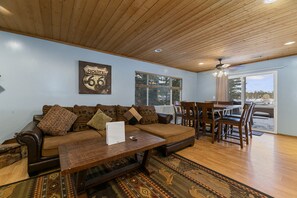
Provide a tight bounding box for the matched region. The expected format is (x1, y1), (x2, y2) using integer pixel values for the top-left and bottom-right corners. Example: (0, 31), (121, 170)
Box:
(79, 61), (111, 94)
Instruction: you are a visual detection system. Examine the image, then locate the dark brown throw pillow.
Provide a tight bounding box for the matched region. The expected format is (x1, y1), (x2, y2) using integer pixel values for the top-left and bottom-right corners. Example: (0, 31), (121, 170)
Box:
(37, 105), (77, 136)
(123, 107), (142, 125)
(116, 105), (130, 124)
(137, 106), (159, 125)
(72, 105), (97, 132)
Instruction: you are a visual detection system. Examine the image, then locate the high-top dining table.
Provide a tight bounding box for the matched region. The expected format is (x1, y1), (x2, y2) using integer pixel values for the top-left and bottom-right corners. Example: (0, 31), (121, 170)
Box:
(213, 104), (242, 115)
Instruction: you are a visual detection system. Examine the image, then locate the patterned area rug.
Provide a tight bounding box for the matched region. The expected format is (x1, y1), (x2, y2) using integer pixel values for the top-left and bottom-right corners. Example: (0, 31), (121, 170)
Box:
(0, 172), (75, 198)
(89, 154), (272, 198)
(0, 153), (272, 198)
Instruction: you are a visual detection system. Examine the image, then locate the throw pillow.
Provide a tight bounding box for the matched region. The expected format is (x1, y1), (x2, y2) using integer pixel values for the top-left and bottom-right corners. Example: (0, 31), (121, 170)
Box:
(37, 105), (78, 136)
(87, 109), (112, 131)
(137, 106), (159, 125)
(96, 105), (117, 121)
(123, 107), (142, 125)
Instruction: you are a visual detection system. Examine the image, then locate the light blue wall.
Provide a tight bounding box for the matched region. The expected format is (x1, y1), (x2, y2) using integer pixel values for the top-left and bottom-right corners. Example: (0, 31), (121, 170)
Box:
(196, 71), (216, 101)
(197, 56), (297, 136)
(0, 31), (198, 142)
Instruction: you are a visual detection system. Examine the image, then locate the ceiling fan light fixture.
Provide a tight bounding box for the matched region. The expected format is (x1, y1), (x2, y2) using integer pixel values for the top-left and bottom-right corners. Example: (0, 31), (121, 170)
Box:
(213, 58), (230, 78)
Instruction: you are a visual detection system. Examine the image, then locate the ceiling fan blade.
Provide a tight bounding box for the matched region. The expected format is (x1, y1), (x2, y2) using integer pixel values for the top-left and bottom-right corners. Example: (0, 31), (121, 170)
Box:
(222, 64), (230, 68)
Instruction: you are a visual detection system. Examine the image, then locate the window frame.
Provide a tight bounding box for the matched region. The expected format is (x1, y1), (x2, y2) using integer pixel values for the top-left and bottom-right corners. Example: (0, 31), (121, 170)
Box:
(135, 71), (182, 106)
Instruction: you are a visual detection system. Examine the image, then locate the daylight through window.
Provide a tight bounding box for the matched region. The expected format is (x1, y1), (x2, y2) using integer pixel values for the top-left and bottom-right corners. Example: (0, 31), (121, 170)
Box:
(135, 72), (182, 106)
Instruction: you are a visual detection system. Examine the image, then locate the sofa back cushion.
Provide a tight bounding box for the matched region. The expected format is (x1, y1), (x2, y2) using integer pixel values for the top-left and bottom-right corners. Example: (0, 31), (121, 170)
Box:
(116, 105), (130, 124)
(72, 105), (97, 131)
(96, 105), (117, 121)
(137, 106), (158, 125)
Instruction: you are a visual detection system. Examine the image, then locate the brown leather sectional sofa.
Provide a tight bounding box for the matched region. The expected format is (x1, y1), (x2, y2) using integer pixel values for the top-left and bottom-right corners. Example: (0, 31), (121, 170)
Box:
(17, 104), (195, 176)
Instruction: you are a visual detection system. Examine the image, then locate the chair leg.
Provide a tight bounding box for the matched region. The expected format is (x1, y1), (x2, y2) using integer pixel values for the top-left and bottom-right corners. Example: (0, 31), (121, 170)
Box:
(218, 123), (222, 142)
(202, 123), (206, 135)
(175, 115), (177, 124)
(224, 125), (228, 139)
(211, 123), (215, 144)
(239, 126), (243, 149)
(195, 120), (199, 139)
(249, 122), (252, 138)
(245, 124), (249, 145)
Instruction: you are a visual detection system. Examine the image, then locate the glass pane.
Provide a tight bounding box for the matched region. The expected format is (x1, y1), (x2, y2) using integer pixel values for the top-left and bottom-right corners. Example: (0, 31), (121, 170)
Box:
(246, 74), (274, 132)
(228, 78), (242, 104)
(149, 87), (170, 105)
(172, 89), (181, 104)
(135, 87), (147, 105)
(148, 75), (170, 86)
(172, 78), (182, 88)
(135, 72), (147, 85)
(246, 74), (274, 105)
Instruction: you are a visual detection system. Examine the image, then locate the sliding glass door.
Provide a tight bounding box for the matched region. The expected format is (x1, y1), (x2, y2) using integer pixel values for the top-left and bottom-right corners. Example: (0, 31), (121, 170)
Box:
(228, 72), (277, 133)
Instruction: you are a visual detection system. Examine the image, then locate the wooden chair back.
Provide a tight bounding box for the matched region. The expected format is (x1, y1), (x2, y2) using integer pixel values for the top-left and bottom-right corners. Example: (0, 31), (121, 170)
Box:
(180, 102), (197, 127)
(240, 103), (251, 125)
(173, 105), (182, 114)
(196, 102), (215, 124)
(247, 102), (255, 123)
(173, 104), (182, 124)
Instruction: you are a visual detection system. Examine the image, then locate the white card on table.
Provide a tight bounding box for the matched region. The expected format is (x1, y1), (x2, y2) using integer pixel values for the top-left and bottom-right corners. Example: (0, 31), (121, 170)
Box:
(106, 121), (125, 145)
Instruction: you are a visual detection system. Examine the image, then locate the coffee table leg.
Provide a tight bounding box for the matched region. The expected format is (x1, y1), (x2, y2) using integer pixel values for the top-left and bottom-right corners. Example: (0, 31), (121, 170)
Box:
(73, 170), (87, 194)
(142, 150), (154, 176)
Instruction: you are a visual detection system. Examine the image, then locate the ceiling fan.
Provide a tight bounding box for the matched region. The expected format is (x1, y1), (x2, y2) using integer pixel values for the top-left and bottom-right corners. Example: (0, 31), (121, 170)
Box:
(213, 58), (231, 77)
(215, 58), (230, 69)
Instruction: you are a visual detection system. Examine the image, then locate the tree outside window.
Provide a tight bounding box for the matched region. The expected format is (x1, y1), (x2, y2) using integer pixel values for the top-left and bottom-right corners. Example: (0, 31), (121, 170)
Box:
(135, 72), (182, 106)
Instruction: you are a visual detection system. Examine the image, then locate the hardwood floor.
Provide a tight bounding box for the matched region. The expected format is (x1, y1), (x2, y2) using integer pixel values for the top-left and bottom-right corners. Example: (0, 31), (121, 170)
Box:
(177, 134), (297, 198)
(1, 133), (297, 197)
(0, 158), (28, 186)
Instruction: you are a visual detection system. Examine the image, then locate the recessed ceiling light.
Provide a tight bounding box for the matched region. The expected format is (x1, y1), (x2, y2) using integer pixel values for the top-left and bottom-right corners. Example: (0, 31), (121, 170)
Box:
(264, 0), (277, 4)
(0, 6), (12, 15)
(284, 41), (295, 46)
(154, 49), (162, 53)
(198, 62), (204, 65)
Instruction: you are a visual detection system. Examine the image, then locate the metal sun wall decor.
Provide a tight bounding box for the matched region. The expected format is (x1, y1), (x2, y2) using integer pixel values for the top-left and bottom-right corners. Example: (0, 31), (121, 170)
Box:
(79, 61), (111, 94)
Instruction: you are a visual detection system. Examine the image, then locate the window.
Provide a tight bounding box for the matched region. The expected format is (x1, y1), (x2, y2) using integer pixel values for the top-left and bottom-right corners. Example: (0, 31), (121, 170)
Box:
(135, 72), (182, 106)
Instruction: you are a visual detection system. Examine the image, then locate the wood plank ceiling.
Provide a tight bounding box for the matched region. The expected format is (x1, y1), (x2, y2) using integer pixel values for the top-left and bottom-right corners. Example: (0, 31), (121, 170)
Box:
(0, 0), (297, 72)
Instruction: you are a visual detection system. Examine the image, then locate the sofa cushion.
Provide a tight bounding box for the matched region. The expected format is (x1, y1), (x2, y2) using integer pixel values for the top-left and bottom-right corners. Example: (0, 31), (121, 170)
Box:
(87, 109), (112, 130)
(116, 105), (130, 124)
(97, 105), (117, 121)
(135, 124), (195, 144)
(124, 107), (142, 125)
(137, 106), (158, 125)
(72, 105), (97, 132)
(43, 105), (73, 115)
(97, 125), (139, 137)
(37, 105), (78, 136)
(42, 129), (102, 157)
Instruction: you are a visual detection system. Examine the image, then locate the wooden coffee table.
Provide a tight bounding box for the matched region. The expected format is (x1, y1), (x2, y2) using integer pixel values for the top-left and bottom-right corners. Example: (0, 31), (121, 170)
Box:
(59, 130), (166, 194)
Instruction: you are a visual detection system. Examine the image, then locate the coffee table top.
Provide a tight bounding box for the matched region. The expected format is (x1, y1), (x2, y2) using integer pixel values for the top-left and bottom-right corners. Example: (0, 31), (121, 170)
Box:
(59, 130), (166, 175)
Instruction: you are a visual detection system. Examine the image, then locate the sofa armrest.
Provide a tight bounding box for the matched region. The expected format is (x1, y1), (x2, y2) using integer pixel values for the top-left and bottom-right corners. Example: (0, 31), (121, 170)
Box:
(157, 113), (173, 124)
(16, 121), (43, 164)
